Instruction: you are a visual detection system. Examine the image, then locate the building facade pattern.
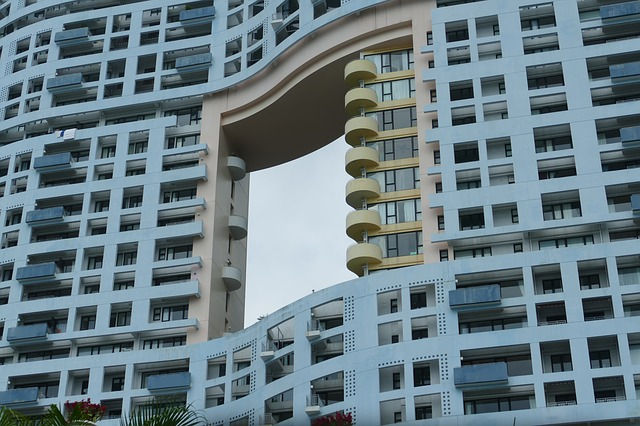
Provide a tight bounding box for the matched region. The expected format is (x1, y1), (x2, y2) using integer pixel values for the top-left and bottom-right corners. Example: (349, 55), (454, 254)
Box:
(0, 0), (639, 424)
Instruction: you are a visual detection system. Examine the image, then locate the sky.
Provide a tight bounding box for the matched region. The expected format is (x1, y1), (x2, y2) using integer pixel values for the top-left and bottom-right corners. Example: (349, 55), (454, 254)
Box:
(244, 137), (355, 326)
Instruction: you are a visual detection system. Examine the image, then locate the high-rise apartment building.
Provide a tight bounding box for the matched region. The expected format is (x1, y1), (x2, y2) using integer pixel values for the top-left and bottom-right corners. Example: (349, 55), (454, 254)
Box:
(0, 0), (639, 424)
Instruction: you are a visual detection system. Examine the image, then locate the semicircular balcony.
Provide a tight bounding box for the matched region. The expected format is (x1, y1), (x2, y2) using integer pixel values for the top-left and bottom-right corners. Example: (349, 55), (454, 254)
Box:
(221, 265), (242, 291)
(346, 209), (381, 241)
(228, 215), (248, 240)
(344, 59), (377, 86)
(345, 146), (379, 177)
(344, 87), (378, 116)
(344, 116), (378, 146)
(227, 156), (246, 181)
(346, 242), (382, 275)
(345, 177), (380, 208)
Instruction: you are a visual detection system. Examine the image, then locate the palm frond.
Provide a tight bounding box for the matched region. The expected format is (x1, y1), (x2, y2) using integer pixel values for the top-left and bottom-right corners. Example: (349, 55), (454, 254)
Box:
(0, 406), (32, 426)
(121, 403), (206, 426)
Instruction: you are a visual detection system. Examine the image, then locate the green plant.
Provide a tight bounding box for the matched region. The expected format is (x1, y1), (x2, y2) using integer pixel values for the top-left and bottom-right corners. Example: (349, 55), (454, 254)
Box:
(121, 403), (206, 426)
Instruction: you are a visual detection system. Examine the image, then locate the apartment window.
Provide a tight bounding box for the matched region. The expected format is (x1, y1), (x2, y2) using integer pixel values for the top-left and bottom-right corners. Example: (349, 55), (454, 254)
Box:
(157, 245), (193, 261)
(542, 279), (562, 294)
(94, 200), (110, 212)
(391, 334), (399, 344)
(114, 280), (134, 291)
(87, 256), (103, 270)
(367, 107), (417, 131)
(143, 335), (186, 349)
(122, 195), (143, 209)
(439, 250), (449, 262)
(369, 231), (423, 258)
(166, 134), (200, 149)
(101, 146), (116, 159)
(539, 235), (594, 250)
(511, 209), (519, 224)
(111, 377), (125, 392)
(128, 141), (148, 154)
(454, 247), (492, 259)
(393, 412), (402, 423)
(367, 136), (419, 161)
(434, 150), (440, 164)
(390, 298), (398, 313)
(363, 49), (414, 74)
(412, 328), (429, 340)
(415, 406), (432, 420)
(459, 212), (484, 230)
(164, 106), (202, 126)
(152, 305), (188, 322)
(366, 79), (416, 102)
(109, 311), (131, 327)
(116, 251), (137, 266)
(430, 89), (437, 103)
(413, 366), (430, 386)
(435, 182), (443, 193)
(437, 215), (445, 230)
(535, 135), (572, 153)
(550, 354), (572, 372)
(163, 188), (196, 203)
(392, 372), (401, 390)
(368, 167), (420, 193)
(426, 31), (433, 45)
(370, 199), (421, 225)
(84, 285), (99, 294)
(464, 395), (530, 414)
(589, 350), (611, 369)
(513, 243), (523, 253)
(80, 315), (96, 330)
(410, 293), (427, 309)
(77, 341), (133, 356)
(504, 142), (512, 157)
(543, 202), (581, 221)
(580, 274), (601, 290)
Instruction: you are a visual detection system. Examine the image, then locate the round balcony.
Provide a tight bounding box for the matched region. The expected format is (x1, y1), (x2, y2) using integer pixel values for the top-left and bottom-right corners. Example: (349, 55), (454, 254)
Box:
(344, 59), (377, 86)
(345, 177), (380, 208)
(227, 156), (246, 181)
(346, 243), (383, 275)
(228, 215), (248, 240)
(344, 116), (378, 146)
(346, 209), (381, 241)
(344, 87), (378, 116)
(221, 266), (242, 291)
(345, 146), (379, 177)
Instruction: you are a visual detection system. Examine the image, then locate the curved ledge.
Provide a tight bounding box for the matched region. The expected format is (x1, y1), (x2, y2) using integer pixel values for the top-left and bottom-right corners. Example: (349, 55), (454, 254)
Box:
(345, 177), (380, 208)
(346, 242), (383, 275)
(345, 87), (378, 116)
(227, 156), (246, 181)
(344, 116), (379, 146)
(344, 59), (378, 86)
(346, 209), (382, 241)
(222, 266), (243, 292)
(228, 215), (248, 240)
(345, 146), (379, 177)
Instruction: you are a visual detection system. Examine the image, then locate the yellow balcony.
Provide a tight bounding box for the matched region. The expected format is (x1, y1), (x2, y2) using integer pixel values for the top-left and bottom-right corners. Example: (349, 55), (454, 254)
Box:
(344, 116), (378, 146)
(344, 87), (378, 116)
(346, 243), (382, 275)
(346, 209), (381, 241)
(345, 146), (379, 176)
(344, 59), (377, 86)
(345, 177), (380, 208)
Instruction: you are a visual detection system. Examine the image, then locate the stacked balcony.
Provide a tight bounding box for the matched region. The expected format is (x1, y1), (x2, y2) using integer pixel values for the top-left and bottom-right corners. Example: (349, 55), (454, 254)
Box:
(46, 74), (83, 93)
(449, 284), (502, 308)
(7, 323), (48, 344)
(54, 27), (90, 46)
(33, 152), (72, 170)
(454, 362), (508, 387)
(147, 372), (191, 393)
(0, 388), (39, 406)
(175, 53), (213, 73)
(179, 6), (215, 25)
(26, 206), (65, 225)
